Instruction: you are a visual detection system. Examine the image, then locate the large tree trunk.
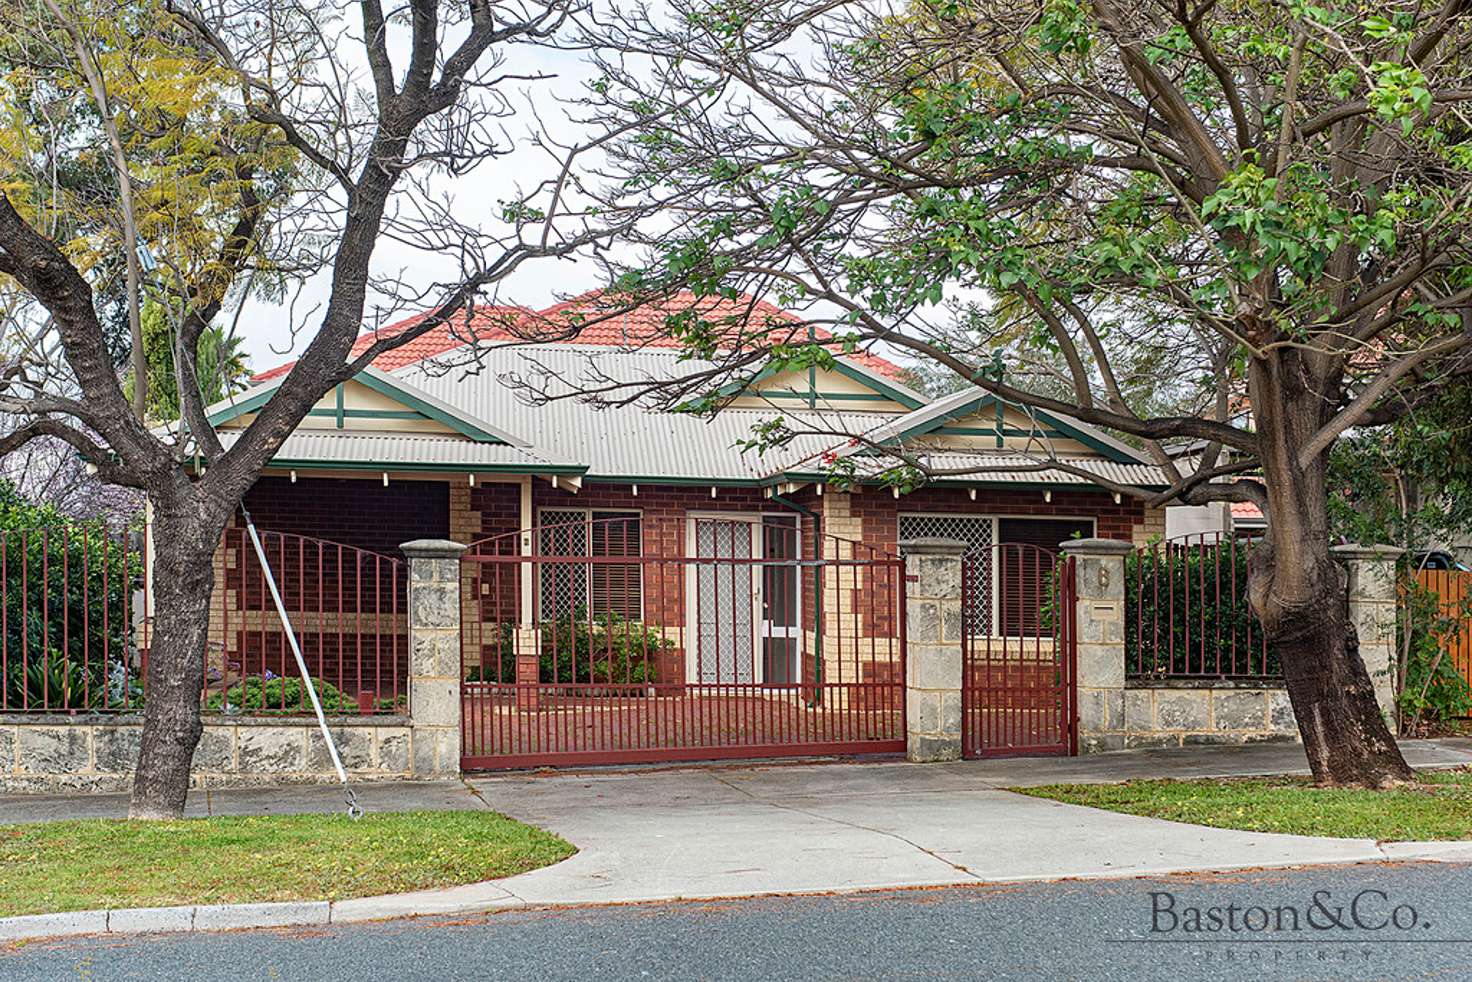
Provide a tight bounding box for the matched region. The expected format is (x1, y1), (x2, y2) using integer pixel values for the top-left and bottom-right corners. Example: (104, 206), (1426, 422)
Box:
(1248, 351), (1414, 788)
(128, 498), (225, 819)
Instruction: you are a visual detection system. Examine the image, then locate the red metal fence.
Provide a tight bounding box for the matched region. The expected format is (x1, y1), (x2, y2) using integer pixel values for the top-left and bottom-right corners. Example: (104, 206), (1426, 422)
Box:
(962, 543), (1077, 757)
(211, 527), (407, 715)
(459, 515), (905, 768)
(1, 524), (145, 713)
(1127, 532), (1279, 679)
(4, 521), (406, 717)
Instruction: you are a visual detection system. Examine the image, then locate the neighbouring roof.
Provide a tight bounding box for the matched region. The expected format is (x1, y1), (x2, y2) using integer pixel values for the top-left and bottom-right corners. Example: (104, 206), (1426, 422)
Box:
(1231, 501), (1266, 523)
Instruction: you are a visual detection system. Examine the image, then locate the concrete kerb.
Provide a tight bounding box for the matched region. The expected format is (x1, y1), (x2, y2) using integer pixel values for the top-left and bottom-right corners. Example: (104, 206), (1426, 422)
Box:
(6, 840), (1472, 943)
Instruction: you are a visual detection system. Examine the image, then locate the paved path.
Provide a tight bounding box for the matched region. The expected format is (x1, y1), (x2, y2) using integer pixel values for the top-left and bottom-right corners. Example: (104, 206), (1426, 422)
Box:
(4, 738), (1472, 922)
(5, 863), (1470, 981)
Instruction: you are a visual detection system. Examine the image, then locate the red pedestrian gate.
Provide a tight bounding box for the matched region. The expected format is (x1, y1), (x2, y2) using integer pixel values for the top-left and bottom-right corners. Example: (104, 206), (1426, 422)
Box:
(961, 543), (1077, 757)
(459, 516), (905, 769)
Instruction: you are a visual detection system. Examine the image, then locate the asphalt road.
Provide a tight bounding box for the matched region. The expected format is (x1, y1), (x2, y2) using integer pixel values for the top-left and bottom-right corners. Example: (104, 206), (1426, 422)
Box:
(6, 863), (1472, 981)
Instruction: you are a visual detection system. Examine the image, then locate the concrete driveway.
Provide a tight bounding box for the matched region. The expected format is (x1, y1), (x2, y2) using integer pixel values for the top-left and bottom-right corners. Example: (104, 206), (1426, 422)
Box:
(466, 739), (1472, 907)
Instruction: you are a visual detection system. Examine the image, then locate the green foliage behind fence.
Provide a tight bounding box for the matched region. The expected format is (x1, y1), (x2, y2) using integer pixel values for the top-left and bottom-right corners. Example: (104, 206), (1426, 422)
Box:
(468, 610), (675, 688)
(1125, 539), (1281, 679)
(0, 483), (142, 710)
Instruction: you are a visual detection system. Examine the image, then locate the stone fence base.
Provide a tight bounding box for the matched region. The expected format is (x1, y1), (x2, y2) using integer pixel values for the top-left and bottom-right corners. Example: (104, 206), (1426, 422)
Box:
(1098, 682), (1300, 751)
(0, 715), (415, 795)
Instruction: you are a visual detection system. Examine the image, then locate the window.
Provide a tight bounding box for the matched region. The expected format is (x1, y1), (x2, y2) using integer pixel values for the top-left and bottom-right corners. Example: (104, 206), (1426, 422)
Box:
(538, 509), (642, 620)
(898, 514), (995, 636)
(899, 513), (1094, 636)
(996, 518), (1092, 636)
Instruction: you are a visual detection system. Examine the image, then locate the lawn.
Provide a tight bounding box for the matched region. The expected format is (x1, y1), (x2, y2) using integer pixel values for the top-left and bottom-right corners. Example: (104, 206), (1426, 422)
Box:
(1017, 767), (1472, 841)
(0, 810), (574, 918)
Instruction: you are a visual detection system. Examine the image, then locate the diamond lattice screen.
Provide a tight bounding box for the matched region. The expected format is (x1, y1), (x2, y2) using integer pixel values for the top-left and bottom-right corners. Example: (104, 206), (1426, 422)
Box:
(539, 511), (588, 620)
(898, 515), (994, 635)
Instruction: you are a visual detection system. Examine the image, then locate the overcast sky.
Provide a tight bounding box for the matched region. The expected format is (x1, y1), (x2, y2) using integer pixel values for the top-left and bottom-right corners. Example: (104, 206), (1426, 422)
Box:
(234, 32), (607, 372)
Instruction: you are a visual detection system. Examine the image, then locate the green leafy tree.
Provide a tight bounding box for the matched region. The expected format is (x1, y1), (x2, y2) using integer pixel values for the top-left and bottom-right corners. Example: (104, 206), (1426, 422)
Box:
(124, 301), (250, 422)
(1329, 379), (1472, 731)
(576, 0), (1472, 785)
(1, 0), (632, 819)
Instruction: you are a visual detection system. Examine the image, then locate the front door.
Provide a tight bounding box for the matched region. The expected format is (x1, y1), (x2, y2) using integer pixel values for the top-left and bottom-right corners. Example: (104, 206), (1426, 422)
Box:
(691, 516), (757, 684)
(689, 515), (802, 685)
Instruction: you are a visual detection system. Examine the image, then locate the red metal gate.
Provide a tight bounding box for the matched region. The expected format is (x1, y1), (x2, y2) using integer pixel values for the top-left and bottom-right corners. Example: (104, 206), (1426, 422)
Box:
(962, 543), (1077, 757)
(459, 516), (905, 769)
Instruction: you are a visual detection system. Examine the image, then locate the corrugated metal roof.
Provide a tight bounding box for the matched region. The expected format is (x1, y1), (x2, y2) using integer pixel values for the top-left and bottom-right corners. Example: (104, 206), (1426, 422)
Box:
(398, 347), (872, 481)
(216, 430), (579, 473)
(218, 344), (1170, 489)
(795, 451), (1169, 488)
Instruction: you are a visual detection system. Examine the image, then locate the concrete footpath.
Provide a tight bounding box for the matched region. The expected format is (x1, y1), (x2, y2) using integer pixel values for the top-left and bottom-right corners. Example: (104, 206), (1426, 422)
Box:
(4, 739), (1472, 941)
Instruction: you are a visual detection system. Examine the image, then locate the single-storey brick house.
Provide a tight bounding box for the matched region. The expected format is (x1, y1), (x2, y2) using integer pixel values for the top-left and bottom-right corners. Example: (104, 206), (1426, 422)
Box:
(196, 291), (1168, 766)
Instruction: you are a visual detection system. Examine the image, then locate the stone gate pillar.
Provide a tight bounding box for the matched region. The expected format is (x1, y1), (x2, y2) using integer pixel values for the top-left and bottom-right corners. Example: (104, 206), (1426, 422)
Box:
(1332, 544), (1403, 727)
(1059, 538), (1133, 753)
(899, 538), (967, 762)
(401, 539), (467, 779)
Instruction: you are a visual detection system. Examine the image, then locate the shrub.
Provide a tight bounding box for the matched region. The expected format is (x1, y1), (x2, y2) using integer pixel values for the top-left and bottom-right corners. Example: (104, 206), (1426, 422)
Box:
(206, 675), (362, 714)
(1398, 578), (1472, 733)
(0, 483), (141, 709)
(1124, 541), (1281, 678)
(465, 612), (672, 688)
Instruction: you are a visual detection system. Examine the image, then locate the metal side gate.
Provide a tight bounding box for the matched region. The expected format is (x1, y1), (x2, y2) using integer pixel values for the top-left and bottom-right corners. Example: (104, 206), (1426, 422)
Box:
(458, 516), (906, 769)
(961, 543), (1077, 757)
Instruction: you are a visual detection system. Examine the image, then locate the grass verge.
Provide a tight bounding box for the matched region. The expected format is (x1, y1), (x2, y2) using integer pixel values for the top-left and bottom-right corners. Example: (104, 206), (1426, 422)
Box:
(0, 809), (574, 918)
(1016, 767), (1472, 841)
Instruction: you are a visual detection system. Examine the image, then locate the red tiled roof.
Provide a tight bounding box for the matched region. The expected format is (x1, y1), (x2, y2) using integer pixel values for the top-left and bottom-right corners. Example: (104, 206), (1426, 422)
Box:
(251, 291), (906, 383)
(1230, 501), (1264, 520)
(249, 305), (533, 383)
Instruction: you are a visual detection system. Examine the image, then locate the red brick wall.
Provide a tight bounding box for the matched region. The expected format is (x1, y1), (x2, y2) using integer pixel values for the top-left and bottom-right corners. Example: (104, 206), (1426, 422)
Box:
(241, 476), (449, 555)
(851, 485), (1143, 553)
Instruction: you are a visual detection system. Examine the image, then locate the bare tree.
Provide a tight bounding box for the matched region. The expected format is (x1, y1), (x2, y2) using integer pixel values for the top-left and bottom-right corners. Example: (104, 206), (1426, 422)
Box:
(0, 0), (634, 817)
(557, 0), (1472, 786)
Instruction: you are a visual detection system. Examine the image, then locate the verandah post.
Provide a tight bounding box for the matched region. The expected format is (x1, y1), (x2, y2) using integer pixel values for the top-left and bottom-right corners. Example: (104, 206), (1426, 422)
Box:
(1059, 538), (1133, 753)
(401, 539), (467, 779)
(899, 538), (967, 762)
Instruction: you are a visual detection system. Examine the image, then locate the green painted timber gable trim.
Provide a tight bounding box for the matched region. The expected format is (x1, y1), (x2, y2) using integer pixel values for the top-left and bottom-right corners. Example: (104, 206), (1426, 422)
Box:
(932, 425), (1071, 438)
(206, 387), (275, 425)
(828, 360), (923, 409)
(306, 408), (425, 421)
(208, 371), (512, 444)
(350, 370), (507, 443)
(748, 391), (897, 403)
(691, 359), (923, 411)
(884, 393), (1139, 463)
